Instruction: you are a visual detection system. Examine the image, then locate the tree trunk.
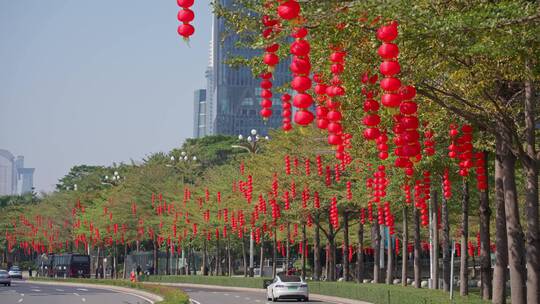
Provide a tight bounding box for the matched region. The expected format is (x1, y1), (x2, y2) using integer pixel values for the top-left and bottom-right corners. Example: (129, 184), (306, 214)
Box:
(440, 177), (451, 292)
(413, 207), (421, 288)
(327, 221), (336, 281)
(242, 234), (247, 277)
(460, 180), (469, 296)
(402, 206), (408, 286)
(503, 151), (527, 304)
(357, 222), (364, 283)
(431, 190), (439, 289)
(523, 76), (539, 304)
(166, 244), (170, 275)
(272, 228), (277, 278)
(153, 241), (159, 275)
(215, 237), (221, 276)
(285, 223), (290, 273)
(372, 220), (381, 283)
(259, 236), (265, 277)
(493, 138), (508, 304)
(186, 245), (192, 275)
(386, 234), (394, 284)
(227, 235), (232, 277)
(343, 211), (350, 281)
(314, 214), (321, 281)
(202, 238), (208, 276)
(479, 151), (492, 300)
(123, 244), (128, 279)
(302, 224), (307, 280)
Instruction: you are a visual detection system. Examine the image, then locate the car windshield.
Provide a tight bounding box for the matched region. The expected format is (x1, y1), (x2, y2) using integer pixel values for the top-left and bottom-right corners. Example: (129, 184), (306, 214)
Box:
(72, 256), (89, 263)
(10, 267), (19, 271)
(0, 270), (7, 274)
(279, 275), (302, 282)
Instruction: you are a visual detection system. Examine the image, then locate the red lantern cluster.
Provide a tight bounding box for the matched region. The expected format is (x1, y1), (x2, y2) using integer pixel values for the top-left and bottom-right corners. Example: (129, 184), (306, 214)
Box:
(415, 171), (431, 227)
(313, 191), (320, 209)
(361, 73), (381, 141)
(423, 128), (435, 156)
(260, 72), (274, 119)
(403, 184), (411, 205)
(259, 14), (281, 120)
(285, 155), (291, 175)
(346, 181), (352, 201)
(475, 152), (487, 190)
(314, 74), (329, 130)
(329, 196), (339, 229)
(281, 94), (292, 131)
(393, 85), (420, 176)
(376, 131), (389, 160)
(316, 155), (323, 176)
(326, 50), (347, 159)
(384, 201), (395, 235)
(289, 27), (314, 126)
(443, 168), (452, 199)
(177, 0), (195, 39)
(449, 124), (475, 176)
(377, 22), (401, 108)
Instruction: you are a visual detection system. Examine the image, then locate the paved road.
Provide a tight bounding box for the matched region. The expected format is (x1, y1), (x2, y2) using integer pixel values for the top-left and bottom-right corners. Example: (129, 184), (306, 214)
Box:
(182, 285), (336, 304)
(0, 280), (152, 304)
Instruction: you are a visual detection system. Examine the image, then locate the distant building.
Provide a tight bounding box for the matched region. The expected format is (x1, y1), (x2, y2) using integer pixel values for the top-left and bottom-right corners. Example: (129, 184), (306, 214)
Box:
(193, 89), (208, 138)
(0, 149), (34, 196)
(208, 0), (289, 136)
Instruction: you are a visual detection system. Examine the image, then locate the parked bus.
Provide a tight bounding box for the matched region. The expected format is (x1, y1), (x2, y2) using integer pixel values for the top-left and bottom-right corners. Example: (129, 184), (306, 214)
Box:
(38, 253), (90, 278)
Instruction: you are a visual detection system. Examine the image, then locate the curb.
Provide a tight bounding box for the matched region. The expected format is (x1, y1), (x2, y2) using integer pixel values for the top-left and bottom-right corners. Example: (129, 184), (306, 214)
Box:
(23, 280), (164, 304)
(142, 281), (371, 304)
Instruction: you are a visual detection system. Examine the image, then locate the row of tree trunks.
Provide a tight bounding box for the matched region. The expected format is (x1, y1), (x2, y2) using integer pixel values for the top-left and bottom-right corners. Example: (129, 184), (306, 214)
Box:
(401, 206), (408, 286)
(431, 190), (439, 289)
(460, 180), (469, 296)
(357, 222), (364, 283)
(479, 151), (492, 300)
(523, 78), (539, 304)
(343, 212), (350, 281)
(440, 179), (451, 292)
(301, 224), (307, 280)
(372, 219), (381, 283)
(313, 213), (321, 281)
(413, 207), (421, 288)
(493, 137), (509, 304)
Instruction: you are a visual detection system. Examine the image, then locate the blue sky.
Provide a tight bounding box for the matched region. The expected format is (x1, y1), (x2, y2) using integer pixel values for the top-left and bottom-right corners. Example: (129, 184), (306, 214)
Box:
(0, 0), (213, 192)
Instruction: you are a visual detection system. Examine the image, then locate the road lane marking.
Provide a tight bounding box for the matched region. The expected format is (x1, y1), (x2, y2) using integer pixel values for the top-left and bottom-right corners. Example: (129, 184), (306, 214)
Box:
(189, 299), (201, 304)
(77, 288), (88, 291)
(245, 297), (251, 300)
(81, 298), (86, 302)
(74, 292), (80, 296)
(18, 299), (23, 303)
(56, 289), (64, 292)
(255, 300), (261, 303)
(224, 293), (230, 296)
(20, 293), (24, 297)
(235, 295), (240, 298)
(30, 289), (41, 292)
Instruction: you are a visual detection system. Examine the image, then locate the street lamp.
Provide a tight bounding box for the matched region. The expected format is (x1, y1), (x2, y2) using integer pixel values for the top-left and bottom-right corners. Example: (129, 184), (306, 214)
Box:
(102, 171), (123, 186)
(233, 129), (269, 154)
(232, 129), (270, 277)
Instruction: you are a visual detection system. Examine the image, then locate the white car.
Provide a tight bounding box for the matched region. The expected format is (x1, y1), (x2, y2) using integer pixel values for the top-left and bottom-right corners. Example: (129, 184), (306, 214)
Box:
(0, 270), (11, 286)
(266, 274), (309, 302)
(8, 266), (22, 279)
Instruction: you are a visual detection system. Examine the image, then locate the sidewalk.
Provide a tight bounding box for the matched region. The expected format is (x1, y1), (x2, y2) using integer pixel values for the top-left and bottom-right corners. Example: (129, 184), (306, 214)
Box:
(143, 281), (372, 304)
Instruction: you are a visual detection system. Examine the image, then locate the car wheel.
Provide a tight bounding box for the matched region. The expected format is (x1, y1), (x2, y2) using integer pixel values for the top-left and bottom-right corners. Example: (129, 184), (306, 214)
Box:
(272, 291), (278, 302)
(8, 283), (11, 287)
(304, 297), (309, 302)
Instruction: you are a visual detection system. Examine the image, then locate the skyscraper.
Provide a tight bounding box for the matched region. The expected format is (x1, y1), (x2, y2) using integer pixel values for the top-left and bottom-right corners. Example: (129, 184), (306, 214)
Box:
(193, 89), (208, 138)
(0, 149), (34, 195)
(208, 0), (290, 137)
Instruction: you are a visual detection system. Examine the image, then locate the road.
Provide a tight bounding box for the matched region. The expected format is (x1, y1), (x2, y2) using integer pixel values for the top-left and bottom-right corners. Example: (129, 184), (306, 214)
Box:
(0, 280), (152, 304)
(182, 285), (337, 304)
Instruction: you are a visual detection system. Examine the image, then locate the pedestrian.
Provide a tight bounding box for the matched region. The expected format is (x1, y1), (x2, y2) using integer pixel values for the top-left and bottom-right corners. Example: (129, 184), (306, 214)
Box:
(28, 267), (32, 278)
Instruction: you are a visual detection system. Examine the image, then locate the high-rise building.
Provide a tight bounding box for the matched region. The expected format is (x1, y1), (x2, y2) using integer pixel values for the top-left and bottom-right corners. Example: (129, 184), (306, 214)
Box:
(193, 89), (208, 138)
(0, 149), (34, 195)
(208, 0), (290, 136)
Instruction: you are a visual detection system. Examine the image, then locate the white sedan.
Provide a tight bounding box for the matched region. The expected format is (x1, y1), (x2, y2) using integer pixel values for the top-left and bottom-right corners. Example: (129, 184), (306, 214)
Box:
(266, 274), (309, 302)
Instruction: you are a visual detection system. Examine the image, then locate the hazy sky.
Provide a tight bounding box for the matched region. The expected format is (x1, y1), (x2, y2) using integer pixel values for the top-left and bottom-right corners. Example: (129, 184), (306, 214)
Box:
(0, 0), (213, 193)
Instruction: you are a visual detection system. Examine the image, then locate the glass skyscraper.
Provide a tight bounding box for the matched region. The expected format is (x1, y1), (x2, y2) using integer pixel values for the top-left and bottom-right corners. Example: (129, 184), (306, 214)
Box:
(208, 0), (290, 137)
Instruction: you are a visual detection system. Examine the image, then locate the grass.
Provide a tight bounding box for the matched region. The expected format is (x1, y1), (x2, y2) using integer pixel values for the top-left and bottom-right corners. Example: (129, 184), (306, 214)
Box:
(140, 275), (490, 304)
(28, 277), (189, 304)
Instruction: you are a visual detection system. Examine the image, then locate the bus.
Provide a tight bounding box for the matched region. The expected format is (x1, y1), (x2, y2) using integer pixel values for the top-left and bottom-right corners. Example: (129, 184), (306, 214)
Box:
(39, 253), (91, 278)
